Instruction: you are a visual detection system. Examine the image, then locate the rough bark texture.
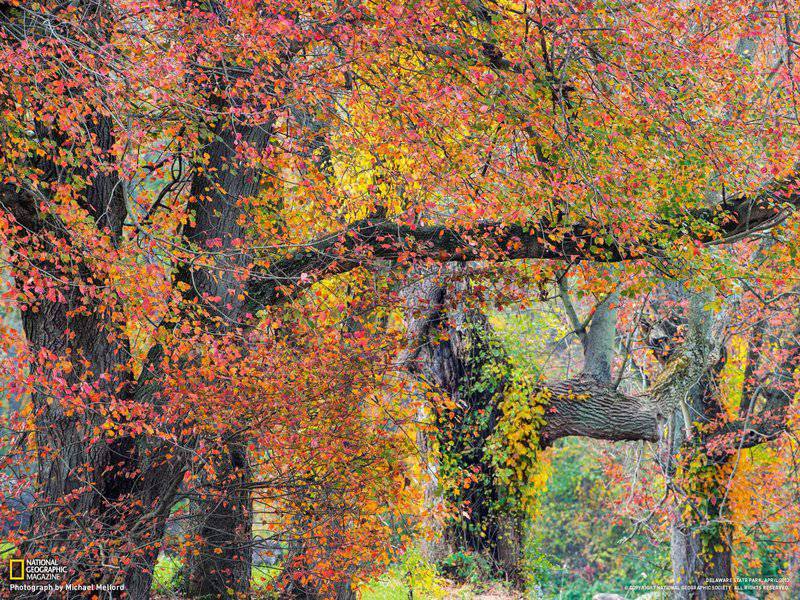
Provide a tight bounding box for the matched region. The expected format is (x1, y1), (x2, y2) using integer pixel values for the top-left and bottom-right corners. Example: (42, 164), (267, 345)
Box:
(185, 441), (253, 599)
(405, 277), (754, 599)
(403, 277), (731, 587)
(670, 360), (734, 600)
(403, 277), (524, 579)
(538, 376), (659, 446)
(180, 116), (273, 598)
(0, 5), (174, 597)
(670, 519), (733, 600)
(645, 286), (767, 599)
(540, 290), (727, 448)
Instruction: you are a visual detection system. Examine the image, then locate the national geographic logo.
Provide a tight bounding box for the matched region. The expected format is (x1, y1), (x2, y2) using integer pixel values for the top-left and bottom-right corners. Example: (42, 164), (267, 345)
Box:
(8, 560), (23, 581)
(6, 558), (67, 581)
(4, 559), (125, 594)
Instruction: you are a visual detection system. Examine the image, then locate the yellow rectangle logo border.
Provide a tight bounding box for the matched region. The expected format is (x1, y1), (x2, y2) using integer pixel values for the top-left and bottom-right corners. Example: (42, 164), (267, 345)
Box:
(8, 559), (24, 581)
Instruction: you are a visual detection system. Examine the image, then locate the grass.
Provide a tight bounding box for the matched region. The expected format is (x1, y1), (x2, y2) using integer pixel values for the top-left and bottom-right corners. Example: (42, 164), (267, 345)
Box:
(152, 554), (181, 593)
(360, 572), (478, 600)
(252, 564), (279, 588)
(360, 573), (414, 600)
(151, 553), (278, 594)
(359, 548), (473, 600)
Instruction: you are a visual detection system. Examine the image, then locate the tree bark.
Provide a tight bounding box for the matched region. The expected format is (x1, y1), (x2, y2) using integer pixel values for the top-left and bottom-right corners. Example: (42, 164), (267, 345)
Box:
(670, 365), (734, 600)
(671, 513), (734, 600)
(403, 277), (524, 580)
(179, 114), (272, 597)
(185, 440), (253, 599)
(1, 5), (183, 596)
(4, 120), (150, 598)
(538, 376), (659, 446)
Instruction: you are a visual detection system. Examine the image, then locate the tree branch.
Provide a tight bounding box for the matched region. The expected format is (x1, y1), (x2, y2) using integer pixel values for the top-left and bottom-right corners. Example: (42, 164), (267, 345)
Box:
(539, 376), (659, 445)
(246, 169), (800, 309)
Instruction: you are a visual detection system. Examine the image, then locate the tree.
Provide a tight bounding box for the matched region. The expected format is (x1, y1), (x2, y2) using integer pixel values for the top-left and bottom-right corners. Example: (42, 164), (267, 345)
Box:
(2, 1), (800, 598)
(404, 258), (800, 596)
(401, 272), (524, 578)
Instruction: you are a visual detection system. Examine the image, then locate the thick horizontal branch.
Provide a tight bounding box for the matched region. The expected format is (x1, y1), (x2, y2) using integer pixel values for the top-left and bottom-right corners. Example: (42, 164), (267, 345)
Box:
(539, 378), (793, 453)
(538, 376), (660, 446)
(245, 218), (627, 308)
(246, 170), (800, 310)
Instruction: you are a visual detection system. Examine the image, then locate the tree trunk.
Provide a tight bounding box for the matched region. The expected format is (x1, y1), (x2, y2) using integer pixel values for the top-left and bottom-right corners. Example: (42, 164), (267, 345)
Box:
(175, 105), (273, 595)
(185, 440), (253, 598)
(671, 510), (733, 600)
(0, 5), (189, 595)
(670, 355), (734, 600)
(670, 442), (734, 600)
(403, 278), (525, 580)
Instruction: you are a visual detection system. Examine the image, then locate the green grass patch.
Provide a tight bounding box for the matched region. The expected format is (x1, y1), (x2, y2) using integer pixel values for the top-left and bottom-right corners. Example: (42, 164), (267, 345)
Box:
(150, 554), (279, 593)
(252, 563), (278, 589)
(152, 554), (182, 593)
(360, 548), (458, 600)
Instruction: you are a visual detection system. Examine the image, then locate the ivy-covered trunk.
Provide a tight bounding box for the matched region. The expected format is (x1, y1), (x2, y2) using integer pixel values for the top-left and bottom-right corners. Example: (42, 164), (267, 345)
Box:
(404, 280), (524, 579)
(435, 329), (524, 576)
(670, 360), (734, 600)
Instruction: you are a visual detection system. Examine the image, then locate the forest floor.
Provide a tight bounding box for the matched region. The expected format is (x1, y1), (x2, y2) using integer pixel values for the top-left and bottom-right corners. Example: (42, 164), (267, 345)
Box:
(441, 582), (523, 599)
(151, 553), (525, 599)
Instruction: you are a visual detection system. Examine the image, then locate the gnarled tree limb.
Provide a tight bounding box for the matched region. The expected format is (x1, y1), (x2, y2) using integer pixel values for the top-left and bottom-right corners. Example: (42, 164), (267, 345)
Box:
(247, 170), (800, 309)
